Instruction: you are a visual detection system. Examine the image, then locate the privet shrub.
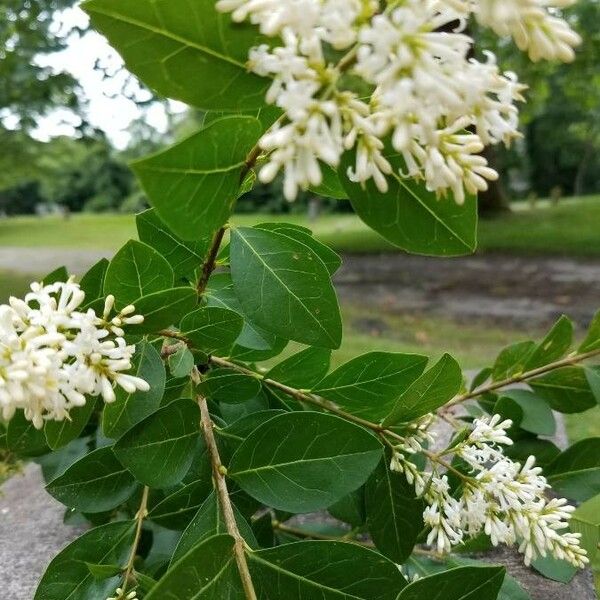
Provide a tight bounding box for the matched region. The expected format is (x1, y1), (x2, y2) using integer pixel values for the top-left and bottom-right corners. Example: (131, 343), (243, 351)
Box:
(0, 1), (598, 599)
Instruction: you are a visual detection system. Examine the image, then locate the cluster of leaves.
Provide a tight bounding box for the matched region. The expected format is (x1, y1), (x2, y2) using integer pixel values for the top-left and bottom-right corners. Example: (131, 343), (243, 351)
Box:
(3, 0), (599, 598)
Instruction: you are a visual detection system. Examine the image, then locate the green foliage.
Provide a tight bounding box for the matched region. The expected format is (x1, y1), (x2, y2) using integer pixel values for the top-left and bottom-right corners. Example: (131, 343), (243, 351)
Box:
(20, 5), (600, 599)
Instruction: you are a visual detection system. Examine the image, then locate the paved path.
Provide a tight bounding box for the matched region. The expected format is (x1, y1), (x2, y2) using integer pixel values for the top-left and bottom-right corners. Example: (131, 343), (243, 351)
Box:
(0, 464), (84, 599)
(2, 247), (599, 328)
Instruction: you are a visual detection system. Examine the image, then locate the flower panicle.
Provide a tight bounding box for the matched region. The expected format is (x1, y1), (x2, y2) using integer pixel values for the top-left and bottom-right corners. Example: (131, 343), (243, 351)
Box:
(216, 0), (579, 202)
(0, 279), (149, 429)
(390, 413), (588, 569)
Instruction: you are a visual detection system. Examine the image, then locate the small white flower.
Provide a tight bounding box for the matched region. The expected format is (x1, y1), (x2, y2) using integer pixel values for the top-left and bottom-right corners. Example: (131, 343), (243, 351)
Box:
(0, 279), (149, 429)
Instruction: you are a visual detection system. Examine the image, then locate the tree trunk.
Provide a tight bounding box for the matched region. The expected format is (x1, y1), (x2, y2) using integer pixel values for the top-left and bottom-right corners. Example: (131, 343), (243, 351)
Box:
(478, 146), (511, 216)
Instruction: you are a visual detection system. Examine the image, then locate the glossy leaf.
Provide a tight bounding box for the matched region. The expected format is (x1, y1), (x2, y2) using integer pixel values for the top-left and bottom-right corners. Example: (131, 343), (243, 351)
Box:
(136, 208), (210, 279)
(130, 287), (197, 333)
(229, 412), (382, 513)
(383, 353), (462, 425)
(249, 541), (407, 599)
(524, 316), (573, 370)
(104, 240), (173, 306)
(103, 341), (166, 439)
(34, 521), (135, 600)
(546, 438), (600, 502)
(198, 368), (261, 404)
(313, 352), (428, 422)
(256, 222), (342, 276)
(230, 227), (342, 349)
(180, 306), (244, 355)
(149, 478), (213, 530)
(570, 493), (600, 572)
(265, 346), (332, 389)
(43, 265), (68, 285)
(132, 116), (262, 240)
(168, 346), (195, 378)
(397, 565), (505, 600)
(492, 341), (536, 381)
(45, 399), (97, 450)
(83, 0), (269, 110)
(171, 490), (257, 564)
(7, 412), (49, 457)
(579, 310), (600, 353)
(114, 399), (200, 487)
(46, 446), (137, 512)
(341, 151), (477, 257)
(146, 534), (242, 599)
(365, 456), (424, 563)
(496, 390), (555, 437)
(530, 367), (597, 413)
(80, 258), (109, 305)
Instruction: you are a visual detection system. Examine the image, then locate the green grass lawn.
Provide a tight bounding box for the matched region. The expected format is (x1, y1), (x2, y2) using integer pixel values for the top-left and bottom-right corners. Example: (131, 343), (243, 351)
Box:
(0, 195), (599, 255)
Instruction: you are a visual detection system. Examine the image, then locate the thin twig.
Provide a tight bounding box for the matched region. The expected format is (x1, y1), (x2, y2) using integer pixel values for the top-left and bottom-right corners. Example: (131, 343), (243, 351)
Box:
(197, 227), (227, 296)
(198, 395), (258, 600)
(450, 347), (600, 406)
(123, 486), (149, 590)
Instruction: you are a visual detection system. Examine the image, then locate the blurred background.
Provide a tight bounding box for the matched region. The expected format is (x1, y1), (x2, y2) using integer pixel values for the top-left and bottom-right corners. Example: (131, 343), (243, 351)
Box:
(0, 0), (599, 439)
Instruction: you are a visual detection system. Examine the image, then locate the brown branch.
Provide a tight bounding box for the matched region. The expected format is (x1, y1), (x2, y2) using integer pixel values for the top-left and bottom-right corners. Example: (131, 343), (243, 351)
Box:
(197, 227), (227, 296)
(123, 486), (149, 590)
(451, 347), (600, 406)
(198, 395), (258, 600)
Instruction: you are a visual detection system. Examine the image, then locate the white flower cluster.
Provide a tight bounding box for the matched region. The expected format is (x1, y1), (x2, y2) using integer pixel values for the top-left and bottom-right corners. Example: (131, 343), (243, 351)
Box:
(0, 279), (149, 429)
(217, 0), (579, 202)
(391, 414), (588, 568)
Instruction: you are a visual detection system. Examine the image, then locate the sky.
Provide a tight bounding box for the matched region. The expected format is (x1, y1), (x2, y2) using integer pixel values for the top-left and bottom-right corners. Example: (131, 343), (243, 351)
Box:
(32, 6), (185, 149)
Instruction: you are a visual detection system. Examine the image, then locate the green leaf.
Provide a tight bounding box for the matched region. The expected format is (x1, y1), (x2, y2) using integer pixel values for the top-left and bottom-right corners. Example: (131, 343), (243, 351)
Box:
(531, 555), (577, 583)
(206, 272), (285, 356)
(365, 456), (424, 563)
(180, 306), (244, 355)
(546, 438), (600, 502)
(580, 309), (600, 353)
(230, 227), (342, 349)
(171, 490), (257, 564)
(309, 163), (348, 199)
(265, 346), (332, 389)
(83, 0), (269, 110)
(136, 208), (210, 279)
(80, 258), (109, 305)
(85, 563), (123, 579)
(46, 446), (138, 513)
(328, 488), (366, 527)
(530, 367), (597, 413)
(43, 265), (68, 285)
(148, 477), (212, 531)
(149, 478), (213, 530)
(496, 390), (556, 436)
(132, 116), (262, 241)
(145, 534), (242, 599)
(313, 352), (428, 422)
(255, 222), (342, 275)
(229, 412), (382, 513)
(103, 341), (166, 439)
(397, 565), (505, 600)
(104, 240), (173, 306)
(198, 368), (261, 404)
(524, 316), (573, 370)
(7, 412), (49, 457)
(248, 540), (407, 599)
(383, 354), (462, 425)
(492, 341), (536, 381)
(34, 521), (135, 600)
(570, 493), (600, 571)
(114, 399), (200, 487)
(218, 410), (286, 458)
(131, 287), (197, 333)
(505, 438), (560, 467)
(341, 151), (477, 257)
(45, 399), (97, 450)
(169, 346), (195, 378)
